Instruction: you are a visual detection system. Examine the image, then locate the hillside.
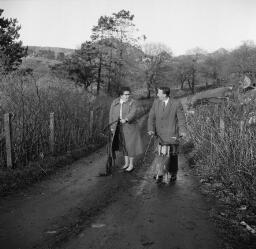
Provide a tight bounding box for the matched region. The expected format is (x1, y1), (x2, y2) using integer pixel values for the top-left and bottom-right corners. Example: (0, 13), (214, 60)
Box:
(27, 46), (75, 56)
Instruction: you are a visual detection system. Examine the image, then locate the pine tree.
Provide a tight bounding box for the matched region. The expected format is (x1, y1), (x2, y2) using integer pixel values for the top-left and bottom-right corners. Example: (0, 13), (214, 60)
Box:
(0, 9), (27, 72)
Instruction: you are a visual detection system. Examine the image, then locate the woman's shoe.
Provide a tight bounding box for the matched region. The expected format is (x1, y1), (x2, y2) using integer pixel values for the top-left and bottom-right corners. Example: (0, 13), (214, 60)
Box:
(125, 166), (134, 172)
(122, 165), (129, 170)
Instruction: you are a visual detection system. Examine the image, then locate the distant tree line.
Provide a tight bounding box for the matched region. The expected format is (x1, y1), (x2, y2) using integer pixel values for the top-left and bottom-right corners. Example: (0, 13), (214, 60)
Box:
(50, 9), (256, 97)
(1, 8), (256, 97)
(27, 48), (66, 61)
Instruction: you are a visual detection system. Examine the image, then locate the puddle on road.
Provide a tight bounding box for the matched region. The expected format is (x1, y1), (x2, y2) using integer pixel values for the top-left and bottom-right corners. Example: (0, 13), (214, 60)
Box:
(91, 223), (106, 228)
(46, 230), (57, 234)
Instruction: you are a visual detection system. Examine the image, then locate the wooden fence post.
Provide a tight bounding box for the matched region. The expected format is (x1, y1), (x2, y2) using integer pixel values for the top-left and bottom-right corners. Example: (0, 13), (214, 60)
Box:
(49, 112), (55, 154)
(4, 113), (13, 168)
(219, 104), (225, 138)
(240, 120), (244, 134)
(219, 117), (225, 138)
(89, 110), (94, 136)
(99, 109), (104, 130)
(210, 128), (213, 161)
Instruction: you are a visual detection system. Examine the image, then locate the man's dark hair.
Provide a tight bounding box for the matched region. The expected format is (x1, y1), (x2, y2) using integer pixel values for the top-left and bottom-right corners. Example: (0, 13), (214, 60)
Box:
(158, 86), (170, 97)
(119, 86), (131, 96)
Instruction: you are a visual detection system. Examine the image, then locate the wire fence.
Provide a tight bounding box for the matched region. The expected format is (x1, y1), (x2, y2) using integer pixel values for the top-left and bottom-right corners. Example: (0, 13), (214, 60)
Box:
(11, 114), (50, 166)
(0, 105), (110, 168)
(0, 70), (114, 168)
(54, 107), (107, 154)
(0, 70), (152, 169)
(0, 96), (152, 169)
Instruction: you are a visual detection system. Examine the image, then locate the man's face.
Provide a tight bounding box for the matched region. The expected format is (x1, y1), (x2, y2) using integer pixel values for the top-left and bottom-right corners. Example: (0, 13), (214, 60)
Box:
(157, 89), (167, 101)
(121, 91), (130, 102)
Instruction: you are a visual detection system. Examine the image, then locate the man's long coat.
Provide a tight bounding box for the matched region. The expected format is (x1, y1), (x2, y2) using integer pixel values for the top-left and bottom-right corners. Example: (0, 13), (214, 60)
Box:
(148, 98), (186, 144)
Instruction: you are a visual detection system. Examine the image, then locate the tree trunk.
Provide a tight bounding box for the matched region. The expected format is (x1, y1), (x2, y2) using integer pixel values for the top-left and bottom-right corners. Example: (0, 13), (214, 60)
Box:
(107, 70), (111, 93)
(107, 49), (113, 94)
(146, 82), (151, 98)
(187, 79), (192, 92)
(96, 55), (102, 95)
(192, 68), (195, 94)
(180, 79), (184, 90)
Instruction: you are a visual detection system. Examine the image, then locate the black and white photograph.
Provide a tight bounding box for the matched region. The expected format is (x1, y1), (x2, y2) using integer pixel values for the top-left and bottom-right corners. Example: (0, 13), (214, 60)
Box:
(0, 0), (256, 248)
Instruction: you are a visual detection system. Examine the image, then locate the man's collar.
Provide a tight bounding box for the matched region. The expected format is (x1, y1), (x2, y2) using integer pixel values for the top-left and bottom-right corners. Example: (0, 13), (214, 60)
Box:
(163, 97), (169, 104)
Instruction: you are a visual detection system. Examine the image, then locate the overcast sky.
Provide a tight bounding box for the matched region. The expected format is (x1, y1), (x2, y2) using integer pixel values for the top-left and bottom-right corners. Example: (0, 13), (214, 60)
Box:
(1, 0), (256, 55)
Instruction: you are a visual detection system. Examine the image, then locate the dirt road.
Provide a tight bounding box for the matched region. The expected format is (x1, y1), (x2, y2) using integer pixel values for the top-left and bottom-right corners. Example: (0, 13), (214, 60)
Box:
(0, 111), (223, 249)
(0, 148), (223, 249)
(59, 155), (222, 249)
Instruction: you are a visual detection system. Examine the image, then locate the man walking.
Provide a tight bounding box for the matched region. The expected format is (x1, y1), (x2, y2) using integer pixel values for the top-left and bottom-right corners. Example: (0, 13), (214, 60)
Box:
(148, 86), (187, 183)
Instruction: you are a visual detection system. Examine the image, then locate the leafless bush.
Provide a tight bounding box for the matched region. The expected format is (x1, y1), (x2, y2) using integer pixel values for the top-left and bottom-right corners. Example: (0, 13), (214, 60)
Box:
(0, 71), (111, 167)
(187, 99), (256, 204)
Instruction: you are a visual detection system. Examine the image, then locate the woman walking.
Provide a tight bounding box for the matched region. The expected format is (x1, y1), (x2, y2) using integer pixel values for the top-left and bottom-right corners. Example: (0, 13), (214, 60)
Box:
(109, 87), (144, 172)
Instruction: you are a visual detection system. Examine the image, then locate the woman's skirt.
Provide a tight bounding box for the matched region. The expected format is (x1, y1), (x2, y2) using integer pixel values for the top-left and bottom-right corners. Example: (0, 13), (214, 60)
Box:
(112, 121), (144, 157)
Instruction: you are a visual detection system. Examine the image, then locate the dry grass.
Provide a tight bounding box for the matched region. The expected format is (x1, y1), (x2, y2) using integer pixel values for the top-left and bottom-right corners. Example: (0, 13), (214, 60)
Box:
(0, 71), (112, 167)
(187, 99), (256, 206)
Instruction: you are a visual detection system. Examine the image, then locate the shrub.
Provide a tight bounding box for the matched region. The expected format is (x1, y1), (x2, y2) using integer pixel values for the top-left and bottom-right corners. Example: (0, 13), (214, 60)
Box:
(0, 70), (112, 167)
(187, 99), (256, 205)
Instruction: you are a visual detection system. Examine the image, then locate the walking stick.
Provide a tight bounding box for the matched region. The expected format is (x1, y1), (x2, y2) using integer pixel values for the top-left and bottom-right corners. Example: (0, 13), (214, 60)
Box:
(141, 134), (154, 165)
(98, 120), (119, 176)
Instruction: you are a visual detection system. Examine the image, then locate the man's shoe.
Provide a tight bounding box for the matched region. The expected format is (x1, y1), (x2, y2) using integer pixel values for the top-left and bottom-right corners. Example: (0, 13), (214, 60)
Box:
(156, 175), (163, 184)
(170, 174), (177, 182)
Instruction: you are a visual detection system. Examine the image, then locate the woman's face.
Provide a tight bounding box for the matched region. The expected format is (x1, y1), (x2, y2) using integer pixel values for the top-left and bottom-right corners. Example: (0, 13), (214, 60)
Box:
(120, 91), (131, 102)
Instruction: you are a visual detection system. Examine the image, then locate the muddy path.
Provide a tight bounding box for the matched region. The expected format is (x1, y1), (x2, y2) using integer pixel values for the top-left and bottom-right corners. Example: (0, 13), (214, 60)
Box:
(0, 153), (223, 249)
(57, 155), (223, 249)
(0, 113), (223, 249)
